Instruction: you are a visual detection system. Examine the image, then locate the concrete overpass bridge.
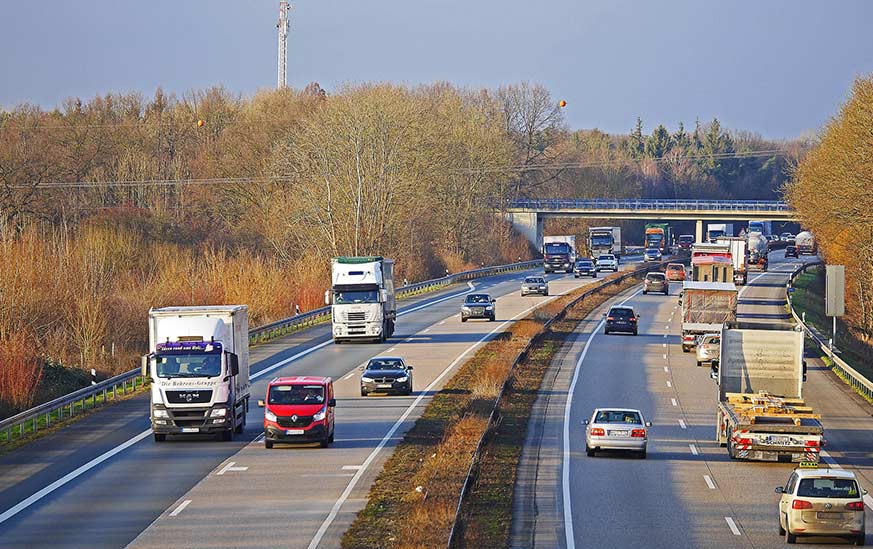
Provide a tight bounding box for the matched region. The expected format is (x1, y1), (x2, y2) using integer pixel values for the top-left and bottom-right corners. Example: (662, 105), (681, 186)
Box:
(504, 198), (797, 248)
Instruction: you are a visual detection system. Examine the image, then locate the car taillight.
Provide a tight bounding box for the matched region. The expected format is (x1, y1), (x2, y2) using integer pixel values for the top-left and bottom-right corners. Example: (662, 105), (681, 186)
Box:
(590, 428), (605, 436)
(606, 317), (614, 321)
(631, 429), (646, 438)
(792, 500), (813, 510)
(846, 501), (865, 511)
(630, 318), (637, 323)
(804, 440), (820, 447)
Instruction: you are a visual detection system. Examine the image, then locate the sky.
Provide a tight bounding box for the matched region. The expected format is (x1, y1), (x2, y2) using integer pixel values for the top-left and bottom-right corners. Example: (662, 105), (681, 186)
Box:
(1, 1), (872, 139)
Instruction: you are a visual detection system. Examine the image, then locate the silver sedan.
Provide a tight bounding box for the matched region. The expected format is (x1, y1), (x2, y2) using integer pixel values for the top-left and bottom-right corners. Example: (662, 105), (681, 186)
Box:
(584, 408), (652, 459)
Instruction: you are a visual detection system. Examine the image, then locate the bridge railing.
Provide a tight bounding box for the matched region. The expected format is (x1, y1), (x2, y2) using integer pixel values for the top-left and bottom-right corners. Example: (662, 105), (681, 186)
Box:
(1, 259), (542, 445)
(507, 198), (791, 212)
(787, 262), (873, 401)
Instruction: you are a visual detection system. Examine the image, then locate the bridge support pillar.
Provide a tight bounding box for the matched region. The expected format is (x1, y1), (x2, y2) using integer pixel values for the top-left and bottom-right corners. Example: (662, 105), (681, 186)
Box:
(696, 219), (703, 243)
(504, 211), (543, 251)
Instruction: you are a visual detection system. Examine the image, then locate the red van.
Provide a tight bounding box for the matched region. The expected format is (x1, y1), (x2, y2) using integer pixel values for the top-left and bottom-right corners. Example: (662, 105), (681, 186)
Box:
(258, 376), (335, 448)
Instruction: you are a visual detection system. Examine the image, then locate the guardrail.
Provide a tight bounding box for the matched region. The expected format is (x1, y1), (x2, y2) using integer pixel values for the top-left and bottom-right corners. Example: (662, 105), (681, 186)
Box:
(507, 198), (792, 212)
(787, 262), (873, 401)
(447, 259), (670, 547)
(1, 259), (543, 445)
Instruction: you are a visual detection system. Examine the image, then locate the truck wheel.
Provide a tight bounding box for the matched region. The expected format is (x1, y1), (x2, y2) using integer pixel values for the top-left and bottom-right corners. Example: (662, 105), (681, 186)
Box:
(265, 439), (273, 449)
(388, 320), (395, 337)
(592, 273), (596, 278)
(643, 290), (647, 295)
(234, 409), (245, 434)
(682, 346), (690, 353)
(154, 433), (166, 442)
(461, 317), (467, 323)
(220, 429), (233, 442)
(696, 361), (702, 367)
(854, 534), (865, 546)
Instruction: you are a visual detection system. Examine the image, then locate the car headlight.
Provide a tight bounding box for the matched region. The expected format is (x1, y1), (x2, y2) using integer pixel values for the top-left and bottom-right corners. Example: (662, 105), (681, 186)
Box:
(396, 376), (408, 383)
(153, 409), (169, 418)
(361, 376), (374, 383)
(462, 306), (471, 312)
(209, 408), (227, 418)
(264, 409), (277, 422)
(313, 407), (327, 422)
(486, 305), (494, 310)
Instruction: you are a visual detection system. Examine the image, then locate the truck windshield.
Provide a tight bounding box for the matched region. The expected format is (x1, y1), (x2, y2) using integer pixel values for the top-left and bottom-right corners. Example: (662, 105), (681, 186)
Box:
(334, 289), (379, 304)
(156, 354), (222, 378)
(544, 243), (570, 254)
(590, 235), (613, 247)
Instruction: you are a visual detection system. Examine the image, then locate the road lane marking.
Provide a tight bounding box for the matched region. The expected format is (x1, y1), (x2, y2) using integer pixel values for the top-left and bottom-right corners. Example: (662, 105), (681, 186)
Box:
(671, 398), (677, 407)
(664, 325), (670, 330)
(663, 334), (667, 338)
(678, 419), (686, 429)
(341, 465), (362, 470)
(0, 428), (152, 526)
(689, 444), (698, 455)
(467, 282), (475, 290)
(704, 475), (716, 489)
(439, 320), (446, 325)
(386, 346), (397, 352)
(301, 473), (355, 478)
(663, 366), (669, 372)
(666, 380), (672, 388)
(422, 328), (430, 333)
(169, 500), (191, 517)
(216, 462), (248, 475)
(311, 290), (567, 548)
(662, 353), (667, 360)
(725, 517), (741, 535)
(342, 372), (355, 380)
(562, 288), (643, 549)
(662, 343), (667, 348)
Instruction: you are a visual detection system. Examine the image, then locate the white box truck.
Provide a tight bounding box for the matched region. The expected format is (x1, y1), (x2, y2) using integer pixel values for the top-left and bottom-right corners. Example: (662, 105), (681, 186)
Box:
(706, 223), (734, 242)
(716, 237), (748, 285)
(543, 236), (577, 273)
(715, 327), (822, 463)
(143, 305), (250, 442)
(588, 227), (622, 259)
(329, 256), (396, 343)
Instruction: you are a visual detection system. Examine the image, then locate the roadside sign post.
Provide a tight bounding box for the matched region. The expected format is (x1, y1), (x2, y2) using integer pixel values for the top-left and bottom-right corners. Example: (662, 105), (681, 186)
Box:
(825, 265), (846, 355)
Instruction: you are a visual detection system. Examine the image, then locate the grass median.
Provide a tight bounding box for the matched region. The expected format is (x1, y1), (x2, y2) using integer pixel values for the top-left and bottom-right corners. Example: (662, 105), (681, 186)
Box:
(342, 271), (645, 548)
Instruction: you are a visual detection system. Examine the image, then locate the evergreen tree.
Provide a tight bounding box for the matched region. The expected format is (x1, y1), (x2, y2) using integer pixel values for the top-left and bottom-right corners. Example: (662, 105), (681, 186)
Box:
(645, 124), (671, 158)
(627, 117), (645, 159)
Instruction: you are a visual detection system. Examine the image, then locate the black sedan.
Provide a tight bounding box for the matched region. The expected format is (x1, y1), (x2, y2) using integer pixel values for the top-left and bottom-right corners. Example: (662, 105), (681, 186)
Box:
(574, 259), (597, 278)
(603, 305), (640, 335)
(785, 245), (798, 258)
(360, 357), (413, 396)
(461, 293), (495, 322)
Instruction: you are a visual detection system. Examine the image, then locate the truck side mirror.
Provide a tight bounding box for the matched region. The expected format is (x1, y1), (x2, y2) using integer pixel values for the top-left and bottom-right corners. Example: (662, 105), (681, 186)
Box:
(228, 353), (240, 377)
(329, 398), (337, 407)
(141, 355), (149, 377)
(802, 360), (808, 382)
(258, 399), (265, 407)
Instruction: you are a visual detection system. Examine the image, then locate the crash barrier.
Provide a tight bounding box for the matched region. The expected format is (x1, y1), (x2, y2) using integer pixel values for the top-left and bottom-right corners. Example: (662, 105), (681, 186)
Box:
(787, 262), (873, 401)
(0, 259), (542, 445)
(447, 259), (672, 547)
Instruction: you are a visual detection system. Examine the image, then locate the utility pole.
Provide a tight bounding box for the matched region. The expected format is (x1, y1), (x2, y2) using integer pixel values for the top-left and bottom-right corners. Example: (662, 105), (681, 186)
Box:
(277, 1), (291, 89)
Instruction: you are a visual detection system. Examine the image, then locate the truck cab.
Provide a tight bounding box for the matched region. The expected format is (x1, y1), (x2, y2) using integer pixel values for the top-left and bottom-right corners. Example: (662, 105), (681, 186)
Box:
(329, 257), (396, 343)
(259, 376), (336, 448)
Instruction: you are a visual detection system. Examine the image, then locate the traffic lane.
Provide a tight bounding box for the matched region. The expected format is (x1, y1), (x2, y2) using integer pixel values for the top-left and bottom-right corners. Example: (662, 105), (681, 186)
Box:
(668, 254), (873, 548)
(567, 286), (742, 548)
(127, 272), (613, 548)
(0, 269), (563, 545)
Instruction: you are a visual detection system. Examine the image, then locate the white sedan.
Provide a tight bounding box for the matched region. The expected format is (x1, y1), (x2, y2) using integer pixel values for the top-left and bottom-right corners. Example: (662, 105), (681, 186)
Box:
(595, 254), (618, 272)
(584, 408), (651, 459)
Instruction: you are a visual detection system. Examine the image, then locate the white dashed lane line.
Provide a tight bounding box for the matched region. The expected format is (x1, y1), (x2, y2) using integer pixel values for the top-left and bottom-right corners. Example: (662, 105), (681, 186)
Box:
(169, 500), (191, 517)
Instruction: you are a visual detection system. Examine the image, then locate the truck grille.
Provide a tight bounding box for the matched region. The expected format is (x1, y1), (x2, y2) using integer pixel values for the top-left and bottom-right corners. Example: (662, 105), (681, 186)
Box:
(166, 390), (213, 404)
(170, 408), (209, 428)
(277, 415), (313, 428)
(346, 311), (366, 321)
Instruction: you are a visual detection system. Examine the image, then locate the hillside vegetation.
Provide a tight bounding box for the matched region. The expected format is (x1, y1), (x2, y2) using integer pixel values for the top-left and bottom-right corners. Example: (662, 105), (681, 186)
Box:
(0, 81), (796, 415)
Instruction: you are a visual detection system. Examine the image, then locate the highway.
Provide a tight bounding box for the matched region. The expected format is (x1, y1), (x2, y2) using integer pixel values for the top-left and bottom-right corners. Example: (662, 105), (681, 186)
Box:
(513, 251), (873, 548)
(0, 260), (640, 548)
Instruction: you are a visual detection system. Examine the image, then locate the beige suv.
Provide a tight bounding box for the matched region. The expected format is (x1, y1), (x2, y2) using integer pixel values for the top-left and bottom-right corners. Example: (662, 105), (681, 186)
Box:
(643, 272), (669, 295)
(776, 467), (867, 545)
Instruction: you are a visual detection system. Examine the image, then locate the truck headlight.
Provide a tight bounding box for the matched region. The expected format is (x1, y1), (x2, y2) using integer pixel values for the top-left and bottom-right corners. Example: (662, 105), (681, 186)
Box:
(361, 376), (374, 383)
(396, 376), (408, 383)
(209, 408), (227, 418)
(264, 409), (277, 422)
(313, 407), (327, 422)
(153, 409), (169, 418)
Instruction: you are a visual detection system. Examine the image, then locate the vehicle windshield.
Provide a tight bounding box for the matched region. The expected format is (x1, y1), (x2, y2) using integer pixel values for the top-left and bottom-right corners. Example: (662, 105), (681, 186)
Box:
(647, 274), (665, 280)
(646, 249), (660, 254)
(667, 264), (683, 271)
(367, 358), (405, 370)
(591, 235), (613, 246)
(524, 277), (544, 284)
(544, 243), (570, 254)
(465, 294), (491, 304)
(268, 384), (325, 405)
(797, 478), (860, 498)
(576, 261), (593, 267)
(598, 255), (613, 261)
(595, 410), (642, 424)
(156, 353), (221, 378)
(334, 289), (379, 304)
(609, 308), (633, 318)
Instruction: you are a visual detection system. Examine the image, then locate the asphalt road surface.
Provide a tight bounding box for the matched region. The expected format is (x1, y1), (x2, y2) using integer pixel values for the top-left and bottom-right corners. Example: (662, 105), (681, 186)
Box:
(514, 251), (873, 548)
(0, 258), (642, 548)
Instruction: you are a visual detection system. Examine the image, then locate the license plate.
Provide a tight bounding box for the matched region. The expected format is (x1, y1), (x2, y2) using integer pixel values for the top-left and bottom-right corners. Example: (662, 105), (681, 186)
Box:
(181, 427), (199, 433)
(377, 384), (393, 388)
(608, 430), (629, 437)
(816, 512), (849, 520)
(764, 435), (790, 445)
(286, 429), (304, 435)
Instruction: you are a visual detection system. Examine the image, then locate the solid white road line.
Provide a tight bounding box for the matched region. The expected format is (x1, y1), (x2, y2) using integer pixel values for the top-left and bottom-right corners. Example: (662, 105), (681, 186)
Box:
(169, 500), (191, 517)
(341, 465), (362, 471)
(689, 444), (698, 456)
(562, 288), (642, 549)
(678, 419), (686, 429)
(310, 289), (569, 548)
(704, 475), (716, 489)
(0, 428), (152, 525)
(671, 398), (678, 407)
(725, 516), (741, 536)
(666, 380), (672, 388)
(342, 372), (355, 381)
